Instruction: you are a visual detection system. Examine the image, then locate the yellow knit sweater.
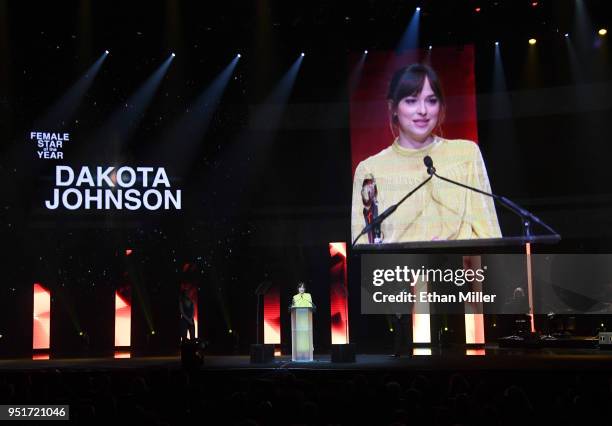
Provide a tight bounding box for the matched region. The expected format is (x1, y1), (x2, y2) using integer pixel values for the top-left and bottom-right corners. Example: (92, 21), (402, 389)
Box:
(292, 293), (314, 308)
(351, 136), (502, 244)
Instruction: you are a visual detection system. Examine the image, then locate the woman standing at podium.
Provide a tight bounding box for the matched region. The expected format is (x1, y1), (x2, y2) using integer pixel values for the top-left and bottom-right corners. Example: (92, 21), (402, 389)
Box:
(290, 282), (316, 362)
(351, 63), (501, 244)
(290, 282), (316, 311)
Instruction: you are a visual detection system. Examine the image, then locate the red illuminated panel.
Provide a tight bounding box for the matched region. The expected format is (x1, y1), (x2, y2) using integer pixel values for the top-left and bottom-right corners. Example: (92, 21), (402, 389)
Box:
(463, 256), (485, 344)
(412, 313), (431, 344)
(33, 283), (50, 350)
(32, 353), (50, 360)
(263, 285), (280, 344)
(329, 242), (349, 344)
(194, 301), (199, 339)
(114, 288), (131, 347)
(465, 314), (485, 345)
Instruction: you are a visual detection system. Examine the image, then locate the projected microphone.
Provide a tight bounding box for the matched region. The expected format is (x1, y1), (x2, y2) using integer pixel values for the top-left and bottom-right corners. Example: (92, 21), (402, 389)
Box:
(424, 155), (436, 175)
(352, 172), (434, 247)
(422, 155), (559, 239)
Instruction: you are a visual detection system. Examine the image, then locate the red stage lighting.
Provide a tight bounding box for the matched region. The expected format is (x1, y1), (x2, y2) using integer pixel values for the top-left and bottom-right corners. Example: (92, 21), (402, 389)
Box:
(263, 286), (281, 345)
(33, 283), (51, 351)
(329, 242), (349, 344)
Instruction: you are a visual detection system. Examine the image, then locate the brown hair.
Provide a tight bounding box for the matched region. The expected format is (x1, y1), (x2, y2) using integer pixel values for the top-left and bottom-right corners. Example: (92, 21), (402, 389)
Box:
(387, 63), (446, 136)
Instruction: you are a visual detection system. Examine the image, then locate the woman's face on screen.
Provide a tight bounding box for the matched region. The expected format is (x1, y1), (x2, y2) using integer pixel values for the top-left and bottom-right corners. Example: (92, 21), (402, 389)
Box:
(395, 77), (440, 142)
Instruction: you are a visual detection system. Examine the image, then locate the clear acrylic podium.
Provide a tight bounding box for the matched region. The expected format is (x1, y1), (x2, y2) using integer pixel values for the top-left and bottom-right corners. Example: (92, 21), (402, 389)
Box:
(290, 306), (314, 362)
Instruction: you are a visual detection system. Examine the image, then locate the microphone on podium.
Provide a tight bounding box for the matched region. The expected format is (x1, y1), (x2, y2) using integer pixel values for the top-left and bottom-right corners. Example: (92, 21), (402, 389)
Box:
(422, 155), (559, 238)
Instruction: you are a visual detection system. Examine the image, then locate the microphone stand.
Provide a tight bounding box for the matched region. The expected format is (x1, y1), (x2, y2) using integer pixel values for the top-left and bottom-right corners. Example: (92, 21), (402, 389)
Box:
(425, 159), (560, 241)
(352, 175), (433, 248)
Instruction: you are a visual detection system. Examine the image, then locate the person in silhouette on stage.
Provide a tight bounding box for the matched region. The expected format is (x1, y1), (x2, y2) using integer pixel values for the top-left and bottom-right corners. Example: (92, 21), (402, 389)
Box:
(390, 313), (412, 358)
(179, 288), (195, 342)
(506, 286), (529, 314)
(502, 286), (531, 336)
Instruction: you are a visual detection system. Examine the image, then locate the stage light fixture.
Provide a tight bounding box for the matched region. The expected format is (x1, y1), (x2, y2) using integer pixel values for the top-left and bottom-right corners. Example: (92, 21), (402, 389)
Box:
(151, 330), (156, 335)
(428, 45), (432, 50)
(475, 7), (481, 13)
(528, 38), (537, 45)
(171, 52), (176, 57)
(565, 33), (569, 38)
(495, 41), (499, 46)
(599, 28), (607, 36)
(105, 50), (109, 54)
(364, 50), (368, 54)
(416, 7), (420, 12)
(237, 53), (241, 58)
(300, 52), (305, 57)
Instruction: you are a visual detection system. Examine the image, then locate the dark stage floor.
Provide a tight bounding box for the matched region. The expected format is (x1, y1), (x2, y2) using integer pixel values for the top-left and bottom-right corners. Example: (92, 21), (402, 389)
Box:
(2, 346), (612, 373)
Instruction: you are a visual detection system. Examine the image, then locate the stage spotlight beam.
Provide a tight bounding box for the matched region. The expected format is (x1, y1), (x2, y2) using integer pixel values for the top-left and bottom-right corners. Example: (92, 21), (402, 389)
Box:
(34, 51), (108, 130)
(397, 8), (420, 53)
(573, 0), (594, 51)
(152, 54), (240, 169)
(203, 53), (305, 215)
(92, 53), (175, 150)
(348, 50), (368, 94)
(249, 53), (304, 130)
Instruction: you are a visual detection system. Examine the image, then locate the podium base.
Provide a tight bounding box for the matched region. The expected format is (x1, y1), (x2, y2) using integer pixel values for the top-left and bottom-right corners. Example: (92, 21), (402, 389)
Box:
(331, 344), (356, 363)
(250, 344), (275, 363)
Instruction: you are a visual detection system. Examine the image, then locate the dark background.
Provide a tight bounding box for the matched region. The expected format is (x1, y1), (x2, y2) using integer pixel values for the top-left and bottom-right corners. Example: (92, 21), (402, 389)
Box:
(1, 0), (611, 357)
